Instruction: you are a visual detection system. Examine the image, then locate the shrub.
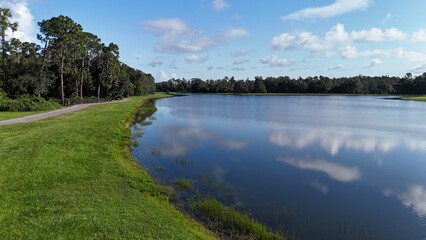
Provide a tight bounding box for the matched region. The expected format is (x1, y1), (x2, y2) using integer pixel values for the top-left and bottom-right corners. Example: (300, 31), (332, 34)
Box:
(0, 96), (61, 112)
(0, 88), (7, 100)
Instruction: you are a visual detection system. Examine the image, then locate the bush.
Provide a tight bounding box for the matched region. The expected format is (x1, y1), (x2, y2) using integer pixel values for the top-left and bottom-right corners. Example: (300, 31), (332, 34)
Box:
(0, 96), (61, 112)
(0, 88), (7, 101)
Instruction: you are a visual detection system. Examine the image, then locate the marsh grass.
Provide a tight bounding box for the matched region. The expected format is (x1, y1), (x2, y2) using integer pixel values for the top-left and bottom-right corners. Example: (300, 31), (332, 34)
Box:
(131, 139), (140, 147)
(151, 148), (163, 157)
(174, 178), (193, 190)
(191, 198), (284, 240)
(175, 155), (192, 167)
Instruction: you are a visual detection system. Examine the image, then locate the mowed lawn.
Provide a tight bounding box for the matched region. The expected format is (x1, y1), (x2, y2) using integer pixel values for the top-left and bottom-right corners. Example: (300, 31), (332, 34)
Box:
(0, 111), (43, 121)
(403, 95), (426, 101)
(0, 95), (215, 239)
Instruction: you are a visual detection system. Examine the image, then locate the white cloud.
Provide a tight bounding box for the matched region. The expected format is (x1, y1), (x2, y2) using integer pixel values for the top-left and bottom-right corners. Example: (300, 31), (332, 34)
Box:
(403, 50), (426, 63)
(0, 0), (35, 42)
(411, 64), (426, 74)
(329, 64), (345, 71)
(412, 29), (426, 42)
(280, 158), (362, 182)
(272, 31), (327, 53)
(282, 0), (370, 21)
(273, 24), (413, 63)
(351, 27), (407, 42)
(157, 70), (178, 82)
(399, 185), (426, 217)
(144, 19), (247, 54)
(325, 23), (350, 43)
(222, 28), (249, 38)
(212, 0), (229, 11)
(365, 58), (383, 69)
(144, 18), (219, 54)
(272, 33), (298, 50)
(230, 49), (249, 58)
(184, 54), (208, 64)
(233, 59), (249, 65)
(341, 45), (358, 58)
(260, 54), (291, 67)
(143, 18), (192, 40)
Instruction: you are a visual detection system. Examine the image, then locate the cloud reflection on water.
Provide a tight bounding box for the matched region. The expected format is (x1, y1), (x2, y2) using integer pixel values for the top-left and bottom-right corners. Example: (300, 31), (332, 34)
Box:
(270, 127), (400, 156)
(279, 157), (362, 182)
(156, 123), (247, 157)
(399, 185), (426, 218)
(310, 180), (329, 194)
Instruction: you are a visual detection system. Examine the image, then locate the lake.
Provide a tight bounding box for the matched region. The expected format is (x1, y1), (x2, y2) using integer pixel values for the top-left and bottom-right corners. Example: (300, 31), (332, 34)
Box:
(132, 95), (426, 240)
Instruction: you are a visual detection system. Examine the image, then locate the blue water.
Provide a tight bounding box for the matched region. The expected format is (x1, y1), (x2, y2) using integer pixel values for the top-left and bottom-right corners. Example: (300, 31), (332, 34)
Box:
(132, 95), (426, 240)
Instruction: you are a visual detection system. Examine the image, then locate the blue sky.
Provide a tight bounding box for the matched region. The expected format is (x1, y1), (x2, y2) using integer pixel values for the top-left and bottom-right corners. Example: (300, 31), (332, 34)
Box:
(2, 0), (426, 81)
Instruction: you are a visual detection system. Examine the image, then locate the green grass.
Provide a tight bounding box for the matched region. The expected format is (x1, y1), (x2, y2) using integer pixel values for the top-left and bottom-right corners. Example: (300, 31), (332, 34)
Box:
(402, 95), (426, 101)
(174, 178), (193, 190)
(0, 111), (43, 121)
(192, 198), (284, 240)
(0, 94), (215, 239)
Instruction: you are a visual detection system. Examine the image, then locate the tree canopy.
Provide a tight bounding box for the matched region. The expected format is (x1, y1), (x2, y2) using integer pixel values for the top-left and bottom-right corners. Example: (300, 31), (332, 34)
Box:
(157, 74), (426, 95)
(0, 10), (155, 104)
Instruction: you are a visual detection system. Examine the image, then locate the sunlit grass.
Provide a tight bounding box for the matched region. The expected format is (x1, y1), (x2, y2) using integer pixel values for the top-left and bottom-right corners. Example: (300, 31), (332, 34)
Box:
(403, 95), (426, 101)
(0, 111), (42, 121)
(0, 94), (215, 239)
(174, 178), (193, 190)
(191, 198), (284, 240)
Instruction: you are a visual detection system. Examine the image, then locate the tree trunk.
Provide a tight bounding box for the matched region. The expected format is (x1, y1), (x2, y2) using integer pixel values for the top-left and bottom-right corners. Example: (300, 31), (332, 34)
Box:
(80, 57), (85, 99)
(97, 69), (101, 100)
(2, 32), (6, 87)
(74, 51), (78, 98)
(39, 40), (49, 84)
(60, 48), (65, 105)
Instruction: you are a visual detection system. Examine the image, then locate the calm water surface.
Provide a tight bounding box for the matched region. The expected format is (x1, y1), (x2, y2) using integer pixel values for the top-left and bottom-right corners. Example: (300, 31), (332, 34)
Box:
(132, 95), (426, 240)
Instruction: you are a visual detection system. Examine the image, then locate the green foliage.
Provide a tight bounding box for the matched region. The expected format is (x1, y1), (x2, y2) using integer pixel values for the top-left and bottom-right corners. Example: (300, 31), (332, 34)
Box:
(0, 8), (155, 103)
(156, 74), (426, 95)
(0, 96), (60, 112)
(402, 95), (426, 101)
(192, 198), (284, 240)
(0, 88), (7, 100)
(174, 178), (193, 190)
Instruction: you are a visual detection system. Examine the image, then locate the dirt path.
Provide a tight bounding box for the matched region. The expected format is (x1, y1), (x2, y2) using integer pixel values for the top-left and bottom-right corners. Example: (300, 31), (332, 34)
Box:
(0, 99), (129, 126)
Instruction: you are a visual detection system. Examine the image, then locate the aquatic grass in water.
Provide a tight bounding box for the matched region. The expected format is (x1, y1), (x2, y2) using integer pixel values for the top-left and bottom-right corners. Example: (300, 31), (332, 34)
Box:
(151, 148), (163, 157)
(191, 198), (284, 240)
(175, 155), (192, 167)
(174, 178), (193, 190)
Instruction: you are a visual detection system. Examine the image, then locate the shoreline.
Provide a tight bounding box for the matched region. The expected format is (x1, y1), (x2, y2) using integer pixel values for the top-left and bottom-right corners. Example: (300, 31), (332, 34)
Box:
(0, 94), (215, 239)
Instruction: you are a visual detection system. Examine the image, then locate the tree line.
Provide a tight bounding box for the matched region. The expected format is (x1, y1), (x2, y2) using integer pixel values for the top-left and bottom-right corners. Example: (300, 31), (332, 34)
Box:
(0, 8), (155, 105)
(156, 73), (426, 95)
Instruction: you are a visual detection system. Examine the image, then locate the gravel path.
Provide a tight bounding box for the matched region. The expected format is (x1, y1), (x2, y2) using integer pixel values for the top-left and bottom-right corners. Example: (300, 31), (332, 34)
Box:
(0, 99), (128, 126)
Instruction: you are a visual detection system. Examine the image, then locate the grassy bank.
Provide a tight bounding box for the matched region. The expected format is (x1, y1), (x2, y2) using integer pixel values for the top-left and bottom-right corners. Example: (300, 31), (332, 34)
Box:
(0, 111), (44, 121)
(192, 198), (283, 240)
(0, 94), (215, 239)
(402, 95), (426, 101)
